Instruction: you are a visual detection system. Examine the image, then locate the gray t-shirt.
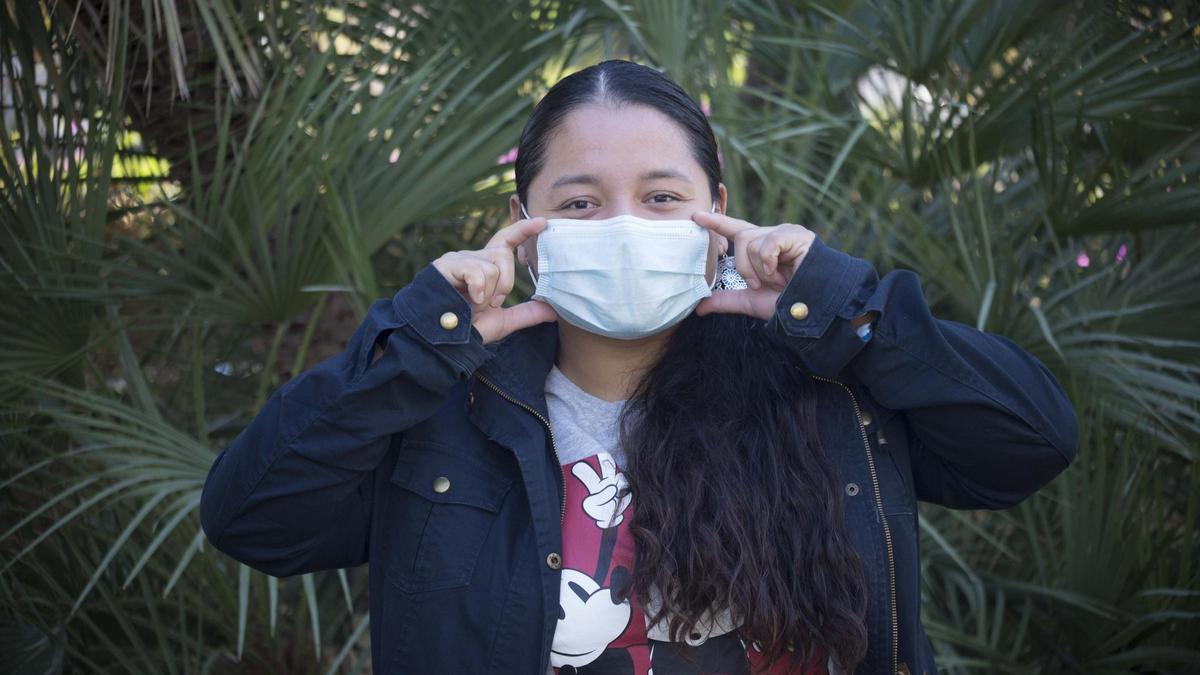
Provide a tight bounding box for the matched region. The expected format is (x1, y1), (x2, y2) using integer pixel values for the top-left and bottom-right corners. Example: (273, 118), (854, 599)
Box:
(544, 364), (629, 467)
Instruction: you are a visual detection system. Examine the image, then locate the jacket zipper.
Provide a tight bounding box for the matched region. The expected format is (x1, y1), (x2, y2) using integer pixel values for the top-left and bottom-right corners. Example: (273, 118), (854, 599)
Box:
(812, 376), (899, 675)
(475, 374), (566, 525)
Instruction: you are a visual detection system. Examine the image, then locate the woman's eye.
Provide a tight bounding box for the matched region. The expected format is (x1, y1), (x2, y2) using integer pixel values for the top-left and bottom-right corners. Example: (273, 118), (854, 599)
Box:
(566, 200), (592, 210)
(649, 193), (679, 204)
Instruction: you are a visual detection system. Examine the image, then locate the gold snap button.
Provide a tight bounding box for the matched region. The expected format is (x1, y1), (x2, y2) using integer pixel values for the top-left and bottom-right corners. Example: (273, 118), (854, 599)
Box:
(860, 410), (873, 426)
(439, 311), (459, 330)
(432, 476), (450, 493)
(789, 302), (809, 320)
(546, 552), (562, 570)
(845, 482), (860, 497)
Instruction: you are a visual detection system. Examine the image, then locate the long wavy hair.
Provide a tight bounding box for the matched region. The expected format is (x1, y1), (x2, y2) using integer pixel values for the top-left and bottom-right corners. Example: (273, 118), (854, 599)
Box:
(515, 60), (868, 673)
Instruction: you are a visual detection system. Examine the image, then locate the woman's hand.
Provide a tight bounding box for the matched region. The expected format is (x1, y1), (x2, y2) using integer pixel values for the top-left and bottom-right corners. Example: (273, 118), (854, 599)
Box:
(431, 217), (558, 344)
(692, 212), (817, 320)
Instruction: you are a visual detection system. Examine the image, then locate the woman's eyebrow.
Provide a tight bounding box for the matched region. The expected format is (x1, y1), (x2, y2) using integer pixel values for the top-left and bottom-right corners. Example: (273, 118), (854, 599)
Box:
(639, 169), (692, 182)
(549, 170), (692, 189)
(551, 174), (601, 188)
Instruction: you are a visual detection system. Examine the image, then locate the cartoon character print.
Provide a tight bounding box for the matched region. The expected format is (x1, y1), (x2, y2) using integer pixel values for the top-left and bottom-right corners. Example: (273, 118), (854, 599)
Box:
(551, 453), (648, 674)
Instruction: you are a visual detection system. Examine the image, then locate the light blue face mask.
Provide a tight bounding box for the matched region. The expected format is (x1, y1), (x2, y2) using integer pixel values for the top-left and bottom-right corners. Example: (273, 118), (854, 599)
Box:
(519, 202), (719, 339)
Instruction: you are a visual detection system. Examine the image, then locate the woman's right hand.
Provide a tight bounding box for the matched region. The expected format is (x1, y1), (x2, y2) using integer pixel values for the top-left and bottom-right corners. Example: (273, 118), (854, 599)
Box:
(431, 217), (558, 345)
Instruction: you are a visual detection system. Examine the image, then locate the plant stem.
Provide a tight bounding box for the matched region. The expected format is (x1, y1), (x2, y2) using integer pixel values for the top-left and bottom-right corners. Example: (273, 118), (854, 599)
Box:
(254, 322), (289, 411)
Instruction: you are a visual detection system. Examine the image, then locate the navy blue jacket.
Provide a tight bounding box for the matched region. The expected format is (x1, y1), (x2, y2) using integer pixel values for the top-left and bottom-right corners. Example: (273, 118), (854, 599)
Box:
(199, 237), (1079, 674)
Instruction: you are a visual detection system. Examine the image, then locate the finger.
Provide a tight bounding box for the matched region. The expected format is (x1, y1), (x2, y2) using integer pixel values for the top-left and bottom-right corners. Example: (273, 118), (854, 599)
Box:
(464, 248), (514, 308)
(487, 217), (547, 250)
(572, 460), (603, 492)
(692, 210), (756, 240)
(463, 252), (502, 304)
(485, 246), (515, 308)
(747, 236), (773, 289)
(442, 257), (485, 303)
(599, 455), (616, 480)
(748, 230), (787, 289)
(592, 484), (618, 505)
(734, 232), (760, 290)
(616, 493), (631, 512)
(753, 232), (787, 290)
(695, 289), (779, 321)
(481, 258), (501, 304)
(460, 263), (489, 305)
(501, 299), (558, 334)
(475, 299), (558, 345)
(776, 225), (815, 271)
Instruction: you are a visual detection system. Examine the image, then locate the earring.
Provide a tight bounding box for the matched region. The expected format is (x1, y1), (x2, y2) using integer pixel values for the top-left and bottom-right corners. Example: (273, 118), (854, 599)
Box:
(713, 255), (748, 291)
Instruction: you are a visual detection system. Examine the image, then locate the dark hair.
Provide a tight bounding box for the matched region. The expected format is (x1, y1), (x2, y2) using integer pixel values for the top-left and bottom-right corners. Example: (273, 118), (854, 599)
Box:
(514, 60), (868, 673)
(515, 60), (721, 205)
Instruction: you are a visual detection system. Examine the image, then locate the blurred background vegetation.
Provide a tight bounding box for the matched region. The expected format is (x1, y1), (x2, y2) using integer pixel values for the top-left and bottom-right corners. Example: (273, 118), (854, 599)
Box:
(2, 0), (1198, 672)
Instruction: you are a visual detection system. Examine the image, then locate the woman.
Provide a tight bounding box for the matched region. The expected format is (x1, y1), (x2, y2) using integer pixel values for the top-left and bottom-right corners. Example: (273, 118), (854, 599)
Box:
(199, 60), (1078, 674)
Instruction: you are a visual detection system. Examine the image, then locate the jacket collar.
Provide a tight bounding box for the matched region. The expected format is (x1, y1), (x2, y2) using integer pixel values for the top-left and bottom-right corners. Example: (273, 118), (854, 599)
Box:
(475, 321), (559, 418)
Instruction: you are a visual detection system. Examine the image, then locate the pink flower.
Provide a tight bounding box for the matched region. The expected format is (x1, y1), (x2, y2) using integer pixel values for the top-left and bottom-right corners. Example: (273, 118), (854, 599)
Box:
(1115, 243), (1128, 263)
(496, 146), (518, 165)
(60, 146), (85, 171)
(1075, 251), (1090, 268)
(701, 102), (711, 117)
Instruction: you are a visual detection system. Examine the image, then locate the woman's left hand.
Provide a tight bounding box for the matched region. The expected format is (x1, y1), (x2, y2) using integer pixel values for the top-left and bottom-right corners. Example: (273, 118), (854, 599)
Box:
(692, 211), (816, 320)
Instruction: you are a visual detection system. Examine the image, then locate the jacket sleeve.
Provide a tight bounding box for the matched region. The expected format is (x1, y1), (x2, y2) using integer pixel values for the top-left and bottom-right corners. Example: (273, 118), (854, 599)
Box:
(765, 237), (1079, 509)
(199, 263), (493, 576)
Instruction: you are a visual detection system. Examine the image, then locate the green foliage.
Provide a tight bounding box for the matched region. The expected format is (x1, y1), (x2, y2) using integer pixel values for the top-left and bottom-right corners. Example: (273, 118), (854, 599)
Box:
(2, 0), (1197, 672)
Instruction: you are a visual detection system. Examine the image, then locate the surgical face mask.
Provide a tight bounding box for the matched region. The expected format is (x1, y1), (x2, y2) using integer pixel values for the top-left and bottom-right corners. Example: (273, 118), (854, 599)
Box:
(520, 202), (718, 339)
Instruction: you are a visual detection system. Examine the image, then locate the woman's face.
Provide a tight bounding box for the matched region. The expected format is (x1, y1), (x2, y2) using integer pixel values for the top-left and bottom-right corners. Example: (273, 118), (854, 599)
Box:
(509, 102), (728, 280)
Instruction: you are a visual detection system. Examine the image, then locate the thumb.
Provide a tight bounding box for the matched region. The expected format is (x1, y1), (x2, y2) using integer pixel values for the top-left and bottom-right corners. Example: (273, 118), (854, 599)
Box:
(494, 300), (558, 340)
(695, 289), (779, 321)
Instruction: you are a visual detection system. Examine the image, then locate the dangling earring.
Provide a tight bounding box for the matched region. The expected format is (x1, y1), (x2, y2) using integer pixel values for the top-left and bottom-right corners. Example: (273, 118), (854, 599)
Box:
(714, 254), (748, 291)
(707, 201), (746, 290)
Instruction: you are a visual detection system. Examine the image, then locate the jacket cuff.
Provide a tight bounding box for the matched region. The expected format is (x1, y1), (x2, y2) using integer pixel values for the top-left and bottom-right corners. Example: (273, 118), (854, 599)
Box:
(765, 236), (886, 377)
(390, 262), (491, 378)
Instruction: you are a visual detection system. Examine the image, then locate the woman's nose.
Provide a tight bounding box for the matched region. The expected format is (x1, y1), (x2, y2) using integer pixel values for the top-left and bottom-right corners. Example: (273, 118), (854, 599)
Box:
(599, 198), (638, 218)
(605, 199), (671, 219)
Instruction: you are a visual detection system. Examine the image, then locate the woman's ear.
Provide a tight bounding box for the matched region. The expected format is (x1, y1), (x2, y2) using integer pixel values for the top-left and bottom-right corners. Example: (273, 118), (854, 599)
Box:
(715, 183), (729, 256)
(509, 194), (523, 223)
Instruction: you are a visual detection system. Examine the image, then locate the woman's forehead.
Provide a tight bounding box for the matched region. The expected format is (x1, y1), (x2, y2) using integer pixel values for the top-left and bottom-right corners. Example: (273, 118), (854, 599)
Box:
(534, 103), (703, 189)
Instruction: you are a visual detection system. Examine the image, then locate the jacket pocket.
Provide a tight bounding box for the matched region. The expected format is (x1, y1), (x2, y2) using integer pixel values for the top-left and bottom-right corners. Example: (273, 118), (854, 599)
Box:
(872, 408), (916, 517)
(383, 439), (513, 593)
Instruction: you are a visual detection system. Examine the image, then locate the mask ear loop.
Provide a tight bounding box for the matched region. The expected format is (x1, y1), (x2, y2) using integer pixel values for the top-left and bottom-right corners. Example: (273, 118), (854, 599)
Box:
(518, 201), (538, 285)
(706, 200), (721, 291)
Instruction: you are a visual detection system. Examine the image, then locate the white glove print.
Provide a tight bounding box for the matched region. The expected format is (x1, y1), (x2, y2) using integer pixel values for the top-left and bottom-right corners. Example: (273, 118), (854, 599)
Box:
(571, 454), (632, 529)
